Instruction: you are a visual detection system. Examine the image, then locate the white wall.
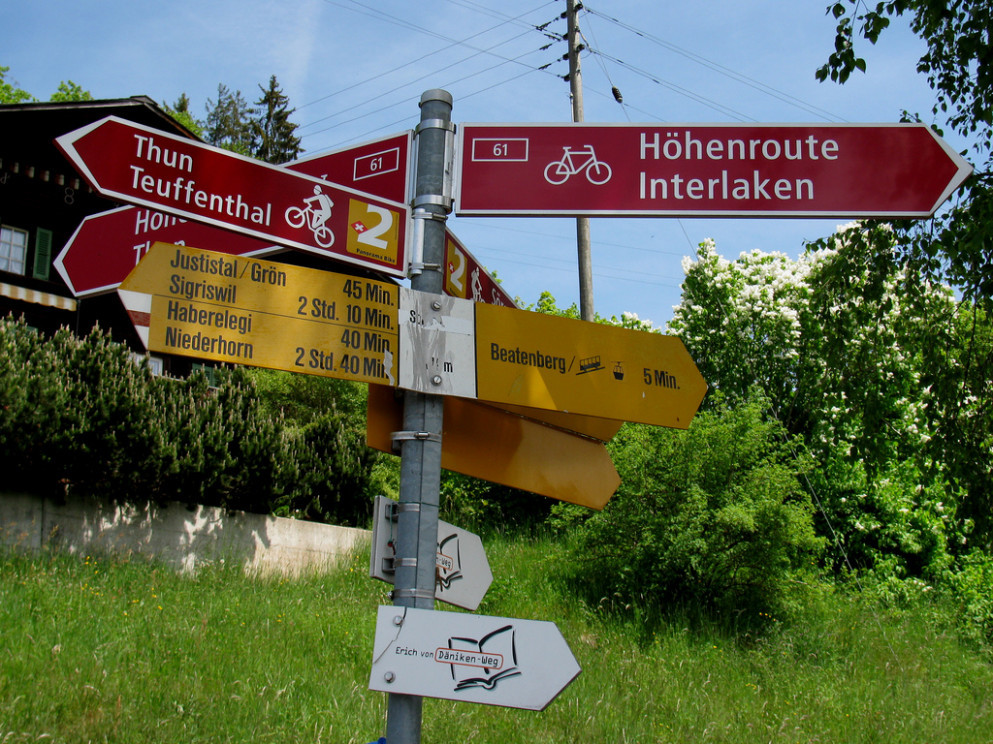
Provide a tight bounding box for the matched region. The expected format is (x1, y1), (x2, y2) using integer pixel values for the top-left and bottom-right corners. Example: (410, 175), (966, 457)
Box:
(0, 492), (370, 575)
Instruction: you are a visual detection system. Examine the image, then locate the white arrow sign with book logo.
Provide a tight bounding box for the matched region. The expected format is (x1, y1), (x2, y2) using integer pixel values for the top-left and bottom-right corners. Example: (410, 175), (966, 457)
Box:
(370, 495), (492, 611)
(368, 606), (580, 710)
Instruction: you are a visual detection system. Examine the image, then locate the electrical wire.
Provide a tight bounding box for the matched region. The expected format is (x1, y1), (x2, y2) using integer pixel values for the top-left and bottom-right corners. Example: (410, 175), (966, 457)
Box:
(299, 27), (547, 134)
(303, 0), (561, 114)
(439, 0), (557, 28)
(298, 7), (560, 117)
(301, 44), (556, 143)
(580, 7), (630, 120)
(584, 4), (847, 123)
(586, 47), (758, 121)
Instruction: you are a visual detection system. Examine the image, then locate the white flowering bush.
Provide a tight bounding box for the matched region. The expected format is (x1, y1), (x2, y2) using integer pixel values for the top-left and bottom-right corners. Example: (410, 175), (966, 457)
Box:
(668, 223), (989, 581)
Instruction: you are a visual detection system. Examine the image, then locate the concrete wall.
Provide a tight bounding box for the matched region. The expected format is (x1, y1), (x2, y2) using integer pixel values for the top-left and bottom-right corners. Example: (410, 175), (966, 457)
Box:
(0, 492), (370, 575)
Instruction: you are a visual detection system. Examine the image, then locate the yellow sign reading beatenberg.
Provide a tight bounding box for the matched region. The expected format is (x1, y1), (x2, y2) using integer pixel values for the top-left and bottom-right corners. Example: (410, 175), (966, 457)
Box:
(473, 302), (707, 429)
(121, 243), (399, 385)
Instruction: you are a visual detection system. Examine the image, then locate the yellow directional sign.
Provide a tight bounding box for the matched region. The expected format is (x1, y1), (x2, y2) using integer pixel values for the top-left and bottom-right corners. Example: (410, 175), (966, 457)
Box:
(119, 243), (399, 385)
(367, 385), (620, 509)
(473, 302), (707, 428)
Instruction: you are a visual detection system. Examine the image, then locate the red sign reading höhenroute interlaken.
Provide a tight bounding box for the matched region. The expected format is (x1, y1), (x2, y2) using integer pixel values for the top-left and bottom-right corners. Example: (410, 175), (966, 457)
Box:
(456, 123), (973, 218)
(55, 116), (410, 276)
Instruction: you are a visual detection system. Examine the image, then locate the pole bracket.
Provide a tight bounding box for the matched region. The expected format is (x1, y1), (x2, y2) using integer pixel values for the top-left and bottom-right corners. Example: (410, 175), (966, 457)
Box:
(387, 501), (421, 519)
(415, 118), (457, 135)
(391, 430), (442, 454)
(412, 196), (452, 213)
(407, 261), (443, 278)
(391, 587), (436, 601)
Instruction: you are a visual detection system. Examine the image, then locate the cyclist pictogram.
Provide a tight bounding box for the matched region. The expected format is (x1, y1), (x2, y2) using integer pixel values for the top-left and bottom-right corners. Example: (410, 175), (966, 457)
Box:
(284, 185), (335, 248)
(543, 144), (612, 185)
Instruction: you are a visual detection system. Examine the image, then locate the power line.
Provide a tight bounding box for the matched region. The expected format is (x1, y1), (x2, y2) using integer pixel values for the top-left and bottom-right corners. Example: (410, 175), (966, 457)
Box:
(590, 47), (757, 121)
(583, 4), (847, 122)
(303, 0), (560, 119)
(439, 0), (557, 28)
(298, 5), (560, 117)
(300, 45), (556, 144)
(299, 27), (548, 134)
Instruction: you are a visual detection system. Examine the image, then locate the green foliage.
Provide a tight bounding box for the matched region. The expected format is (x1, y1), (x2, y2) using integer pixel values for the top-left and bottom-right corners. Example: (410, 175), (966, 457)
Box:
(164, 92), (205, 139)
(0, 318), (378, 525)
(668, 240), (814, 423)
(252, 75), (302, 164)
(808, 454), (956, 582)
(275, 410), (377, 525)
(528, 290), (659, 330)
(246, 370), (377, 524)
(817, 1), (993, 312)
(439, 471), (551, 536)
(565, 393), (825, 620)
(805, 226), (993, 550)
(668, 229), (990, 577)
(0, 65), (34, 103)
(249, 368), (366, 426)
(0, 319), (164, 501)
(923, 302), (993, 546)
(49, 80), (93, 102)
(818, 1), (992, 136)
(942, 549), (993, 652)
(0, 66), (92, 103)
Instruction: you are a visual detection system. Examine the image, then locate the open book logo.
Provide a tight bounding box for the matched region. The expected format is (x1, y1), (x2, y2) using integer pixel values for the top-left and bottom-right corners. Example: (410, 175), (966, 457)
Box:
(435, 532), (463, 592)
(435, 624), (522, 692)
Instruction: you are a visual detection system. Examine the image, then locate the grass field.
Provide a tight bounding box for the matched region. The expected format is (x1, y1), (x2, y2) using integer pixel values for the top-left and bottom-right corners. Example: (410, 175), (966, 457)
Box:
(2, 536), (991, 743)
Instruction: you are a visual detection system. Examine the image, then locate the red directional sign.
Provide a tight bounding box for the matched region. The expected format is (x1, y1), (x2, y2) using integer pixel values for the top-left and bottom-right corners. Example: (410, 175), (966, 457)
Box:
(456, 123), (973, 218)
(443, 230), (517, 308)
(289, 132), (411, 205)
(55, 206), (284, 297)
(54, 133), (414, 298)
(55, 116), (409, 276)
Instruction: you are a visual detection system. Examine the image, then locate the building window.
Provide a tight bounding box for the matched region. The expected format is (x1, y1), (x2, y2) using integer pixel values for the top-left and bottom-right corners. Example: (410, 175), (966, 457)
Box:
(1, 225), (28, 275)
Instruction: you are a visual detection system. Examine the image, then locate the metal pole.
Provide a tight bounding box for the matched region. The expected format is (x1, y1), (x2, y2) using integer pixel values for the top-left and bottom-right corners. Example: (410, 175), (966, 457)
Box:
(567, 0), (595, 322)
(385, 88), (453, 744)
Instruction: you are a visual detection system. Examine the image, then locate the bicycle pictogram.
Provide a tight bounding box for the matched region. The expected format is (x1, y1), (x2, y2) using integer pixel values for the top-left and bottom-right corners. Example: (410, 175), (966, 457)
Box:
(284, 185), (335, 248)
(543, 145), (612, 185)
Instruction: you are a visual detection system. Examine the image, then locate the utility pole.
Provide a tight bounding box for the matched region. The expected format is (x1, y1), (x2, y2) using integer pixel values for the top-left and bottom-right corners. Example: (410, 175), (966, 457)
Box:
(385, 88), (453, 744)
(566, 0), (595, 322)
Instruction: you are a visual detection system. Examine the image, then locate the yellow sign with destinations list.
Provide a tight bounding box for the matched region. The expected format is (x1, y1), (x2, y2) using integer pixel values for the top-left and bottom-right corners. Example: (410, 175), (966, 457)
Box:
(119, 242), (399, 385)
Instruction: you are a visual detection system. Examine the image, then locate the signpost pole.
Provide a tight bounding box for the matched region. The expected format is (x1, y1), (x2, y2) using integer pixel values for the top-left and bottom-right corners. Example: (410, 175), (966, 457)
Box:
(385, 89), (454, 744)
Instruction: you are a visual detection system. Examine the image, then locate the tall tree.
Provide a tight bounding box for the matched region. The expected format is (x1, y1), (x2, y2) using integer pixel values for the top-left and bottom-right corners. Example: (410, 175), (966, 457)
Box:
(817, 1), (992, 308)
(204, 83), (256, 156)
(253, 75), (302, 164)
(817, 1), (993, 549)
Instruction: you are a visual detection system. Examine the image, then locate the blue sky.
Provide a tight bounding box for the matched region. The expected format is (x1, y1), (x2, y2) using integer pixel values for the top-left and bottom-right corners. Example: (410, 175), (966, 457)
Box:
(3, 0), (953, 326)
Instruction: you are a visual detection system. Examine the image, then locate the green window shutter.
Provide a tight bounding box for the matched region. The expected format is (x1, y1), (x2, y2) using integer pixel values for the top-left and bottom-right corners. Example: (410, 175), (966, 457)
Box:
(32, 227), (53, 280)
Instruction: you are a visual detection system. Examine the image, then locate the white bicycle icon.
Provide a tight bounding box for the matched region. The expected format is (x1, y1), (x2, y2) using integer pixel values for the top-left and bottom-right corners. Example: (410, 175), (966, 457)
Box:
(543, 145), (612, 185)
(285, 187), (335, 248)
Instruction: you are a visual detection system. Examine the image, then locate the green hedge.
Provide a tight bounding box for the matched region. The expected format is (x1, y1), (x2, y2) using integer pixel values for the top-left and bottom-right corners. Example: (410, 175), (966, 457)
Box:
(0, 317), (376, 525)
